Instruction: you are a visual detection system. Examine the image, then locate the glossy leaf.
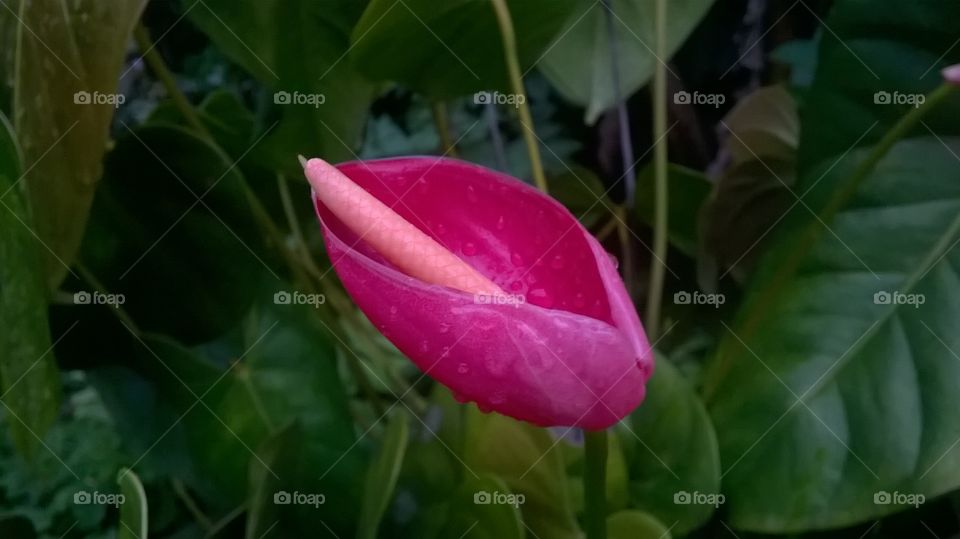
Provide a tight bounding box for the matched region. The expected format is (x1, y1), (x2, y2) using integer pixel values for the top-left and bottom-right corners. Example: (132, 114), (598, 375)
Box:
(116, 468), (148, 539)
(707, 137), (960, 531)
(621, 357), (720, 535)
(186, 0), (375, 166)
(464, 410), (580, 538)
(350, 0), (579, 99)
(540, 0), (715, 123)
(437, 475), (523, 539)
(635, 163), (711, 258)
(13, 0), (147, 288)
(0, 112), (60, 457)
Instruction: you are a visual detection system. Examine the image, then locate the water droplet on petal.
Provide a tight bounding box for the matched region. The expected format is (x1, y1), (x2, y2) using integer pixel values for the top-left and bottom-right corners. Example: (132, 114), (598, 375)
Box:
(550, 255), (565, 270)
(457, 362), (469, 374)
(496, 216), (505, 230)
(511, 252), (524, 266)
(466, 185), (478, 203)
(438, 323), (451, 334)
(462, 242), (478, 256)
(608, 252), (619, 269)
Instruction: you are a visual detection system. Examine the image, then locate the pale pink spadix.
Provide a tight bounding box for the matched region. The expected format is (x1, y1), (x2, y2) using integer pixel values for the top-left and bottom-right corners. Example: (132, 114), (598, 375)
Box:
(303, 158), (503, 297)
(305, 156), (653, 429)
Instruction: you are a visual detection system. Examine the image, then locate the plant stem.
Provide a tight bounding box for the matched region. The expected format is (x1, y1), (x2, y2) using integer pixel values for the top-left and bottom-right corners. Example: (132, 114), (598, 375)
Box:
(134, 24), (212, 142)
(584, 429), (608, 539)
(645, 0), (669, 340)
(602, 0), (637, 207)
(431, 101), (458, 157)
(703, 83), (957, 402)
(489, 0), (548, 193)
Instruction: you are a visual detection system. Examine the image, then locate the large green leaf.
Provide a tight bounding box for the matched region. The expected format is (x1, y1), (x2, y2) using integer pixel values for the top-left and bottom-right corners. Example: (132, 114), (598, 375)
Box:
(186, 0), (375, 166)
(436, 475), (524, 539)
(635, 163), (711, 258)
(0, 112), (60, 457)
(607, 510), (673, 539)
(621, 357), (720, 535)
(465, 411), (580, 539)
(707, 136), (960, 531)
(82, 125), (268, 343)
(13, 0), (147, 288)
(349, 0), (579, 99)
(797, 0), (960, 172)
(540, 0), (714, 123)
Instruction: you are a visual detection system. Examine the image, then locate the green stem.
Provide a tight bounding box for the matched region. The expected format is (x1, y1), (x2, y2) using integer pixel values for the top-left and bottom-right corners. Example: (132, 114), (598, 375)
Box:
(431, 101), (458, 157)
(583, 429), (608, 539)
(703, 83), (957, 402)
(644, 0), (668, 340)
(489, 0), (548, 193)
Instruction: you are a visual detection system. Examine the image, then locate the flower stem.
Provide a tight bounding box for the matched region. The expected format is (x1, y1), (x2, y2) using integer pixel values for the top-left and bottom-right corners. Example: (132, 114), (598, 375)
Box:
(584, 429), (608, 539)
(489, 0), (548, 193)
(645, 0), (669, 340)
(431, 101), (458, 157)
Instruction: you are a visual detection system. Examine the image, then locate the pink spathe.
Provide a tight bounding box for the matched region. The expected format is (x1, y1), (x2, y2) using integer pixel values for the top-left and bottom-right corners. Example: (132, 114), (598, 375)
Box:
(305, 157), (653, 429)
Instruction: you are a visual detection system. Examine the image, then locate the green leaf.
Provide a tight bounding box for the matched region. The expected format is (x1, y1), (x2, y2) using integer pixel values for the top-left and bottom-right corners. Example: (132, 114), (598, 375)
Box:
(82, 124), (267, 343)
(437, 475), (524, 539)
(465, 411), (580, 539)
(635, 163), (711, 258)
(116, 468), (148, 539)
(350, 0), (579, 99)
(0, 112), (60, 457)
(798, 0), (960, 173)
(357, 413), (410, 539)
(607, 510), (673, 539)
(701, 85), (798, 281)
(707, 136), (960, 531)
(186, 0), (375, 166)
(548, 165), (615, 229)
(13, 0), (147, 288)
(540, 0), (715, 123)
(620, 357), (720, 535)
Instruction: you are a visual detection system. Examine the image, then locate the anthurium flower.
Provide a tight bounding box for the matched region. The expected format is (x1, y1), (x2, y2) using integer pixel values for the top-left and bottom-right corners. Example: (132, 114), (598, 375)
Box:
(303, 157), (653, 429)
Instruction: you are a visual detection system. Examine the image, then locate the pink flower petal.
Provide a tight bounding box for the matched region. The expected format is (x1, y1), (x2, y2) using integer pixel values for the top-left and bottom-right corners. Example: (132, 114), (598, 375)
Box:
(311, 157), (653, 428)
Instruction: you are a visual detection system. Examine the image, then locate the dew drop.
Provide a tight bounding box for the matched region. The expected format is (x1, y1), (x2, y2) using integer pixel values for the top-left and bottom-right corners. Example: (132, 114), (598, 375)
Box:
(462, 242), (478, 256)
(457, 363), (469, 374)
(466, 185), (478, 203)
(438, 323), (451, 334)
(490, 392), (507, 405)
(574, 292), (586, 309)
(550, 255), (565, 270)
(608, 253), (619, 269)
(496, 215), (505, 230)
(511, 252), (524, 266)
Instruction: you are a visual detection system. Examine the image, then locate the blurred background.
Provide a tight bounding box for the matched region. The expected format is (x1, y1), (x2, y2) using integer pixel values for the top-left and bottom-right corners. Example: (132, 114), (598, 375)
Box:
(1, 0), (959, 537)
